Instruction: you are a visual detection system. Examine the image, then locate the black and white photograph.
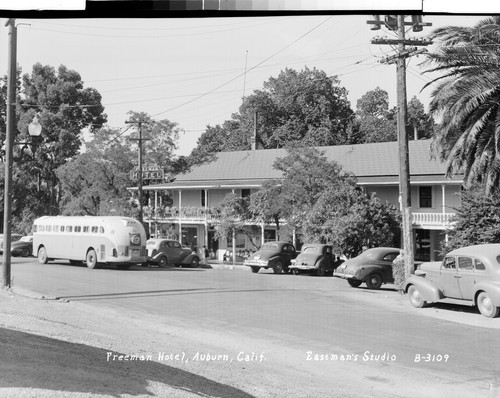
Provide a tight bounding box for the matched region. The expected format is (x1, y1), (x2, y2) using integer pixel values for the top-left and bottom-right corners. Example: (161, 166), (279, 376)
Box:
(0, 1), (499, 397)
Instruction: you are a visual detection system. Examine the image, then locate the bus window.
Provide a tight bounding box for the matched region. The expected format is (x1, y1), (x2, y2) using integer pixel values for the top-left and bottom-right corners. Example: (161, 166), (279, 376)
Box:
(66, 226), (72, 232)
(83, 226), (89, 233)
(53, 226), (59, 233)
(60, 226), (65, 232)
(75, 226), (81, 233)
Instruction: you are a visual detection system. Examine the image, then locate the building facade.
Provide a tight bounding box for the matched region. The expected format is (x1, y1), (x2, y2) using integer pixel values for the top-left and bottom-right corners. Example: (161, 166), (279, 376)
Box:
(135, 140), (462, 261)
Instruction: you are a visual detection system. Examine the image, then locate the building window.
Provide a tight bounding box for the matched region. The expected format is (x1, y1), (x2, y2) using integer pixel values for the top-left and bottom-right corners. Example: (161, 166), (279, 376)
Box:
(201, 189), (206, 207)
(419, 186), (432, 208)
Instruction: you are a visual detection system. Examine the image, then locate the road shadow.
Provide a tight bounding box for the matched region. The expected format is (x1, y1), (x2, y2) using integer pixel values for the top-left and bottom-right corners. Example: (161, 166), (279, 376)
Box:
(0, 327), (254, 397)
(56, 287), (300, 301)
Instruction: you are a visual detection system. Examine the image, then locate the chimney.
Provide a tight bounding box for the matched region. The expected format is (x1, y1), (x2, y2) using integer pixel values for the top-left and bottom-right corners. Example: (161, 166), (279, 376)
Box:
(252, 110), (257, 150)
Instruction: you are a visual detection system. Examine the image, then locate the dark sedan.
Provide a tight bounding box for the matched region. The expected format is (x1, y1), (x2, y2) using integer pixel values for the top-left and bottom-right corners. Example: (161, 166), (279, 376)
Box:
(289, 244), (343, 276)
(11, 236), (33, 257)
(146, 238), (200, 267)
(244, 241), (297, 274)
(333, 247), (401, 289)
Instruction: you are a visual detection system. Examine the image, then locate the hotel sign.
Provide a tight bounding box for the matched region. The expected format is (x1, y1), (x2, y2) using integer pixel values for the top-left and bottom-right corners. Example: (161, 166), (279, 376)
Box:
(130, 164), (164, 181)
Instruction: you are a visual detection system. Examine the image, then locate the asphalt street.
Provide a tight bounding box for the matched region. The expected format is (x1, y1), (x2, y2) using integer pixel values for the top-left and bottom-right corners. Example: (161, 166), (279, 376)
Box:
(9, 256), (500, 396)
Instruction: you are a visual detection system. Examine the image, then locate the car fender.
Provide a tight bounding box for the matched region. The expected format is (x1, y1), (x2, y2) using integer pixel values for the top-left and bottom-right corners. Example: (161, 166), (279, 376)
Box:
(473, 281), (500, 306)
(404, 275), (443, 302)
(151, 252), (168, 262)
(180, 253), (199, 264)
(355, 264), (385, 281)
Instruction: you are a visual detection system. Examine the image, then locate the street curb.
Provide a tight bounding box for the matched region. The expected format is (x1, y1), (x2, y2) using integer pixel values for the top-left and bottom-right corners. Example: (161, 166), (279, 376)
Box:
(202, 261), (249, 271)
(8, 286), (60, 301)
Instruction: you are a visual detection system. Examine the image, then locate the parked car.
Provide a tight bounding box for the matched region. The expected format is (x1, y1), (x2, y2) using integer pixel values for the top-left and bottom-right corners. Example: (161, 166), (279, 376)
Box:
(0, 233), (24, 254)
(404, 244), (500, 318)
(146, 238), (200, 267)
(289, 244), (344, 276)
(244, 241), (297, 274)
(333, 247), (401, 289)
(11, 235), (33, 257)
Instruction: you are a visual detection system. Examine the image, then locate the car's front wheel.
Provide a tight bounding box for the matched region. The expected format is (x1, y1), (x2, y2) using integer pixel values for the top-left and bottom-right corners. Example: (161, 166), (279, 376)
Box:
(347, 278), (362, 288)
(366, 273), (383, 289)
(21, 247), (31, 257)
(477, 291), (500, 318)
(407, 285), (428, 308)
(273, 260), (283, 274)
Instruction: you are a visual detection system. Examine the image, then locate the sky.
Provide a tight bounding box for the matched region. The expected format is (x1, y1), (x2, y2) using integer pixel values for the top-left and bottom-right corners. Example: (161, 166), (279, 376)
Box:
(0, 9), (488, 156)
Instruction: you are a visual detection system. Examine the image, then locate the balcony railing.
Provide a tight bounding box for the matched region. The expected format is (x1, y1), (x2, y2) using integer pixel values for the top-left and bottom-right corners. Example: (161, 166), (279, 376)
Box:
(144, 206), (456, 228)
(412, 212), (455, 227)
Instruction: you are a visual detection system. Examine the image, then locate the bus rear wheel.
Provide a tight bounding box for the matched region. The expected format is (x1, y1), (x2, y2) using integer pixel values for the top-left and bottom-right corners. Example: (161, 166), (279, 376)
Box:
(86, 249), (98, 269)
(37, 246), (48, 264)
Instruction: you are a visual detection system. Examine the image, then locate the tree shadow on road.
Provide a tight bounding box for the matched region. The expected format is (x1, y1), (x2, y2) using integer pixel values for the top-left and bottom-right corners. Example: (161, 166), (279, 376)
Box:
(0, 327), (255, 397)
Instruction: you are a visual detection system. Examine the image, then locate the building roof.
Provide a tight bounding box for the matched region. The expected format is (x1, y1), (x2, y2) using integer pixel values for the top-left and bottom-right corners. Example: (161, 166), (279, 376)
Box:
(144, 140), (461, 190)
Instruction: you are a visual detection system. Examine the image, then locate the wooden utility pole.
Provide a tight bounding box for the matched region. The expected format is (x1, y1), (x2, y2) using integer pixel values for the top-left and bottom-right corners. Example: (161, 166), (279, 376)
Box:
(2, 19), (17, 289)
(127, 119), (150, 225)
(368, 15), (432, 278)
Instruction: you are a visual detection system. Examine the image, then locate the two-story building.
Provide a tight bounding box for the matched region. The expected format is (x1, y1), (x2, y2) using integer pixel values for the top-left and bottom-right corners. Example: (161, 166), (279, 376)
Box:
(135, 139), (462, 261)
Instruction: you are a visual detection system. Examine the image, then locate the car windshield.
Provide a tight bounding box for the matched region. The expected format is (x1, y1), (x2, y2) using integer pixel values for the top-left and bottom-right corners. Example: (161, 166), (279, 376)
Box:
(261, 243), (279, 251)
(19, 236), (32, 242)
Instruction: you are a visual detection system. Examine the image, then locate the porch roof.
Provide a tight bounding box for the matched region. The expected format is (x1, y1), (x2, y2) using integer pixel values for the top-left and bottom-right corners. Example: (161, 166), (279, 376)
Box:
(143, 140), (462, 190)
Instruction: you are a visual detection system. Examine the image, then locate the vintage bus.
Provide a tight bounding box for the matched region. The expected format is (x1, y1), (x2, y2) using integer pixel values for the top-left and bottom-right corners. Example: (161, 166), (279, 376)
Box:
(32, 216), (147, 269)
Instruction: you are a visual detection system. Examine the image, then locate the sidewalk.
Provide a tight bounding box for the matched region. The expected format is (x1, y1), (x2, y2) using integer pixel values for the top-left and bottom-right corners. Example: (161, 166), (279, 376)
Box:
(201, 258), (248, 270)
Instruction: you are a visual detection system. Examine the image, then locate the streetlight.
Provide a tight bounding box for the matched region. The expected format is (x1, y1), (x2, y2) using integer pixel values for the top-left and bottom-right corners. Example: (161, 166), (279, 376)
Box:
(1, 114), (43, 289)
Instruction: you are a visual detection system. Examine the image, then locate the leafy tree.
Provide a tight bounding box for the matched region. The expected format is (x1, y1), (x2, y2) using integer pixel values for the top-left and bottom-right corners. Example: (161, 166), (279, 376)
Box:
(56, 127), (136, 217)
(353, 87), (397, 143)
(445, 186), (500, 252)
(273, 145), (356, 233)
(188, 67), (354, 165)
(304, 185), (401, 258)
(125, 111), (182, 177)
(423, 16), (500, 194)
(249, 180), (284, 235)
(188, 120), (240, 166)
(407, 96), (435, 140)
(213, 193), (261, 250)
(0, 64), (106, 231)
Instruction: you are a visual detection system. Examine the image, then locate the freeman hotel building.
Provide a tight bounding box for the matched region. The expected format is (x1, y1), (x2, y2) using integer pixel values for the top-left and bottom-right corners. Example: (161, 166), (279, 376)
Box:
(134, 139), (462, 261)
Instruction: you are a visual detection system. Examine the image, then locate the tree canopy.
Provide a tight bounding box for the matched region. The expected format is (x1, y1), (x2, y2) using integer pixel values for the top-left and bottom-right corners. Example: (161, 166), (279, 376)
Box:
(444, 185), (500, 252)
(188, 67), (355, 166)
(0, 64), (107, 232)
(423, 16), (500, 194)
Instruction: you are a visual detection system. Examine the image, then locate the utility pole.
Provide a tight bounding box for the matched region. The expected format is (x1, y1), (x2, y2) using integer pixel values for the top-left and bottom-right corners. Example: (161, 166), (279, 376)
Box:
(2, 19), (17, 289)
(367, 15), (432, 278)
(127, 119), (150, 226)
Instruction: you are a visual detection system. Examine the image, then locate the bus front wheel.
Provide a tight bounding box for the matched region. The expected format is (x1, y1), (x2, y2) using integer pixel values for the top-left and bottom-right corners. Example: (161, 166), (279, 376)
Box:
(86, 249), (98, 269)
(37, 246), (48, 264)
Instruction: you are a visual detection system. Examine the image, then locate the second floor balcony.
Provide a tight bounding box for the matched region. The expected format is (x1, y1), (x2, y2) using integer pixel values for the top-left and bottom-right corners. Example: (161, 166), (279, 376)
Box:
(144, 206), (456, 229)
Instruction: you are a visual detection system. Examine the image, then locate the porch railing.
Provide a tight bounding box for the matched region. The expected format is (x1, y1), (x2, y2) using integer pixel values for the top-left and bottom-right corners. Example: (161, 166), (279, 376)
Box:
(412, 212), (455, 227)
(144, 207), (456, 228)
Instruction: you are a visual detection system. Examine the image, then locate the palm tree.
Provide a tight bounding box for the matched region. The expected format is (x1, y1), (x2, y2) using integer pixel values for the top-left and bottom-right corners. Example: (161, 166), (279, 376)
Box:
(422, 16), (500, 193)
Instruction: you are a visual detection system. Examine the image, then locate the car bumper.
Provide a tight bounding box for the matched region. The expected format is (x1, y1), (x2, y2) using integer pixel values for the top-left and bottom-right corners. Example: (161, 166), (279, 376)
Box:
(289, 264), (316, 271)
(333, 269), (355, 279)
(244, 261), (268, 268)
